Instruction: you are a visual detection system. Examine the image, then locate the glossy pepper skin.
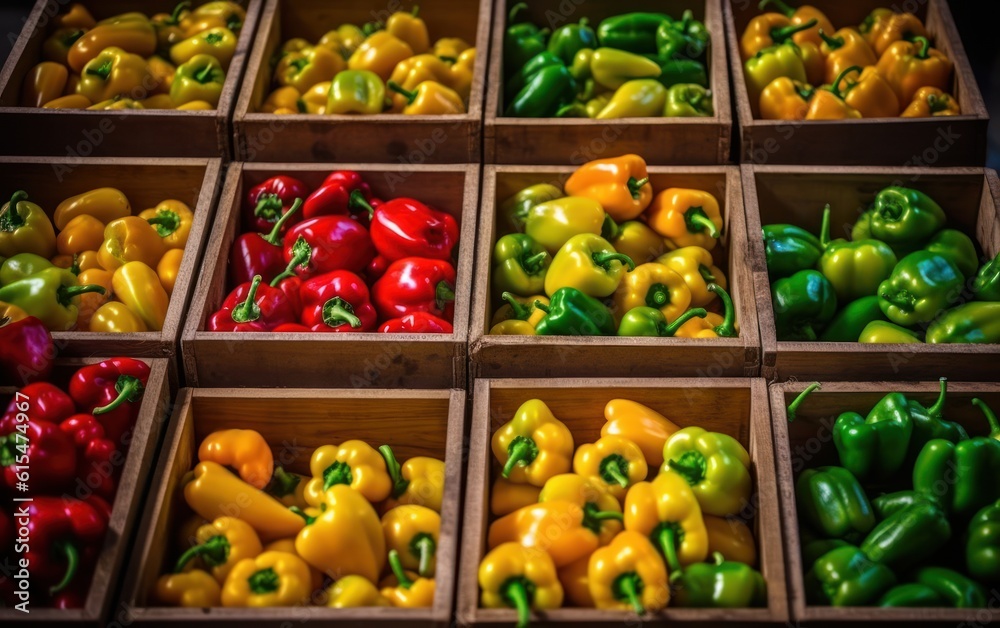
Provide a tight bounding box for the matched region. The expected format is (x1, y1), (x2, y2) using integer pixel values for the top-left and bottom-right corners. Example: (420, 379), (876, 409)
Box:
(610, 221), (666, 265)
(379, 312), (453, 334)
(841, 66), (900, 118)
(68, 20), (156, 73)
(876, 36), (953, 106)
(674, 552), (766, 608)
(565, 154), (653, 222)
(113, 262), (170, 332)
(966, 499), (1000, 583)
(221, 551), (312, 607)
(382, 505), (440, 577)
(588, 531), (668, 614)
(870, 186), (947, 254)
(525, 196), (607, 254)
(503, 3), (550, 75)
(657, 10), (709, 60)
(902, 86), (960, 117)
(762, 221), (822, 279)
(590, 47), (662, 90)
(229, 199), (304, 288)
(275, 45), (343, 93)
(326, 575), (390, 607)
(573, 435), (648, 500)
(492, 234), (550, 298)
(663, 427), (751, 517)
(20, 61), (68, 107)
(59, 413), (118, 500)
(0, 415), (77, 494)
(390, 53), (465, 103)
(818, 296), (886, 342)
(0, 191), (56, 259)
(593, 79), (665, 119)
(796, 466), (874, 541)
(303, 440), (391, 505)
(489, 293), (548, 335)
(139, 200), (192, 250)
(805, 66), (863, 120)
(0, 305), (53, 384)
(704, 516), (757, 566)
(860, 9), (927, 55)
(169, 54), (224, 107)
(295, 484), (386, 582)
(479, 542), (563, 628)
(492, 477), (542, 517)
(492, 399), (573, 486)
(617, 306), (708, 338)
(745, 43), (807, 107)
(927, 302), (1000, 343)
(2, 381), (74, 424)
(69, 356), (149, 445)
(1, 253), (58, 285)
(505, 50), (563, 102)
(646, 188), (722, 250)
(246, 175), (308, 234)
(356, 195), (458, 262)
(327, 70), (386, 114)
(624, 470), (709, 574)
(818, 205), (897, 302)
(859, 320), (922, 343)
(595, 12), (669, 54)
(545, 234), (634, 298)
(0, 267), (105, 331)
(771, 269), (837, 340)
(759, 76), (814, 120)
(171, 26), (237, 69)
(348, 32), (413, 82)
(916, 567), (987, 608)
(602, 400), (679, 468)
(489, 501), (613, 568)
(805, 545), (896, 606)
(879, 583), (945, 607)
(77, 47), (151, 103)
(925, 229), (979, 278)
(388, 80), (465, 115)
(380, 549), (436, 608)
(54, 187), (130, 230)
(283, 215), (375, 279)
(817, 28), (876, 85)
(534, 287), (615, 336)
(613, 262), (691, 323)
(209, 275), (297, 332)
(175, 516), (263, 584)
(372, 257), (456, 322)
(548, 18), (597, 65)
(155, 569), (222, 607)
(299, 270), (376, 332)
(505, 63), (576, 118)
(878, 251), (964, 327)
(301, 171), (371, 223)
(198, 428), (274, 489)
(861, 492), (951, 569)
(740, 12), (818, 60)
(973, 251), (1000, 301)
(657, 246), (727, 308)
(538, 473), (623, 546)
(98, 216), (166, 271)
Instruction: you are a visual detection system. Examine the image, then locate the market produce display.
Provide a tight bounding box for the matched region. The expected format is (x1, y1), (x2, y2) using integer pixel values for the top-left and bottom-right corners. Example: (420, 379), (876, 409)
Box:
(502, 4), (712, 118)
(153, 430), (444, 608)
(741, 1), (958, 119)
(0, 357), (151, 607)
(259, 7), (475, 115)
(762, 185), (998, 343)
(21, 1), (246, 110)
(490, 154), (737, 338)
(478, 397), (764, 623)
(787, 382), (999, 608)
(0, 188), (192, 332)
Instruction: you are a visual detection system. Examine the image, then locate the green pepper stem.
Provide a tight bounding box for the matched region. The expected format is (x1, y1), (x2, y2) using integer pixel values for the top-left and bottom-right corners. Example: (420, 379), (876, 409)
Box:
(521, 251), (548, 275)
(684, 207), (721, 238)
(387, 80), (419, 105)
(69, 254), (80, 276)
(411, 533), (436, 577)
(913, 36), (930, 60)
(49, 541), (79, 594)
(262, 198), (302, 246)
(296, 98), (307, 113)
(772, 18), (818, 43)
(1, 191), (28, 230)
(85, 60), (112, 80)
(972, 398), (1000, 439)
(584, 504), (624, 523)
(646, 283), (670, 308)
(627, 177), (649, 199)
(167, 1), (191, 25)
(601, 214), (620, 241)
(663, 308), (708, 337)
(698, 264), (716, 283)
(508, 2), (529, 23)
(388, 549), (414, 589)
(230, 275), (262, 323)
(786, 382), (821, 421)
(145, 210), (180, 237)
(532, 301), (550, 313)
(708, 284), (737, 337)
(436, 281), (455, 310)
(194, 63), (215, 83)
(502, 577), (533, 628)
(265, 465), (300, 497)
(502, 292), (533, 321)
(270, 236), (310, 287)
(926, 377), (947, 419)
(289, 505), (316, 525)
(828, 66), (862, 99)
(322, 296), (362, 329)
(657, 525), (683, 574)
(379, 444), (410, 498)
(253, 194), (282, 222)
(322, 460), (353, 490)
(593, 251), (636, 272)
(248, 567), (280, 594)
(349, 189), (375, 217)
(502, 435), (538, 478)
(758, 0), (794, 17)
(818, 28), (842, 49)
(600, 454), (631, 487)
(174, 534), (229, 573)
(613, 572), (645, 615)
(92, 375), (143, 415)
(819, 204), (833, 248)
(58, 283), (106, 307)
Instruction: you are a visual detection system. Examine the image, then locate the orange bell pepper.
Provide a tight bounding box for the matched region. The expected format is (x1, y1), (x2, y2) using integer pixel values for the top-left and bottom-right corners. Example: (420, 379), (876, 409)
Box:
(199, 429), (274, 489)
(840, 66), (900, 118)
(901, 86), (960, 117)
(875, 36), (952, 106)
(564, 154), (653, 222)
(157, 248), (184, 295)
(20, 62), (68, 107)
(490, 477), (542, 516)
(57, 214), (105, 256)
(758, 0), (833, 49)
(860, 9), (928, 56)
(759, 77), (814, 120)
(818, 28), (877, 86)
(75, 267), (112, 329)
(487, 501), (605, 567)
(67, 20), (157, 73)
(98, 216), (166, 271)
(805, 67), (862, 120)
(601, 399), (680, 468)
(644, 187), (723, 250)
(739, 12), (818, 61)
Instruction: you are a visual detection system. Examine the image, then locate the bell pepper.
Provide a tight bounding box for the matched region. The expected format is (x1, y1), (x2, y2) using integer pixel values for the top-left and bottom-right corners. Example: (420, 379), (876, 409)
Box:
(380, 6), (429, 53)
(175, 516), (263, 583)
(612, 262), (691, 323)
(662, 83), (712, 117)
(647, 56), (708, 89)
(1, 253), (57, 284)
(382, 505), (440, 577)
(184, 1), (245, 33)
(0, 267), (105, 331)
(317, 24), (365, 56)
(325, 575), (390, 607)
(434, 36), (470, 59)
(303, 439), (391, 505)
(805, 66), (863, 120)
(139, 199), (193, 250)
(805, 544), (895, 606)
(915, 567), (987, 608)
(663, 427), (751, 517)
(744, 43), (807, 107)
(538, 473), (623, 546)
(0, 191), (56, 259)
(591, 78), (665, 119)
(902, 86), (960, 117)
(294, 483), (385, 582)
(573, 435), (648, 500)
(674, 283), (738, 338)
(740, 12), (818, 60)
(656, 10), (709, 60)
(229, 201), (305, 288)
(492, 234), (550, 298)
(198, 428), (273, 490)
(617, 306), (707, 337)
(588, 48), (661, 91)
(479, 541), (563, 627)
(796, 466), (874, 541)
(155, 569), (222, 607)
(879, 583), (945, 607)
(76, 47), (150, 103)
(378, 312), (453, 333)
(326, 70), (385, 114)
(54, 187), (130, 231)
(771, 269), (837, 340)
(585, 531), (668, 614)
(544, 234), (634, 298)
(347, 31), (413, 82)
(503, 3), (550, 74)
(276, 46), (343, 93)
(151, 3), (190, 53)
(876, 36), (953, 107)
(505, 63), (576, 118)
(147, 55), (177, 94)
(972, 252), (1000, 302)
(2, 380), (74, 424)
(57, 214), (104, 256)
(67, 20), (157, 72)
(858, 320), (921, 343)
(111, 261), (169, 332)
(490, 500), (617, 567)
(170, 26), (237, 69)
(818, 205), (897, 302)
(819, 296), (886, 342)
(379, 549), (436, 608)
(43, 27), (85, 66)
(674, 552), (766, 608)
(861, 492), (951, 569)
(0, 309), (53, 384)
(656, 247), (726, 308)
(87, 97), (146, 111)
(838, 66), (900, 118)
(595, 12), (670, 54)
(171, 54), (224, 107)
(966, 499), (1000, 583)
(73, 266), (110, 329)
(601, 399), (679, 468)
(59, 413), (117, 500)
(445, 47), (476, 102)
(870, 186), (947, 254)
(556, 555), (593, 608)
(489, 293), (548, 335)
(260, 86), (301, 113)
(388, 78), (465, 115)
(860, 8), (928, 55)
(98, 216), (166, 271)
(20, 61), (68, 107)
(759, 76), (814, 120)
(878, 251), (964, 326)
(282, 215), (375, 278)
(300, 171), (371, 222)
(492, 477), (542, 517)
(758, 0), (833, 47)
(610, 221), (666, 265)
(762, 221), (822, 279)
(68, 356), (149, 445)
(645, 188), (722, 250)
(927, 302), (1000, 343)
(491, 399), (573, 486)
(533, 287), (613, 336)
(298, 270), (376, 332)
(817, 28), (876, 85)
(704, 516), (757, 566)
(1, 415), (77, 494)
(548, 18), (597, 65)
(352, 195), (458, 262)
(390, 53), (466, 104)
(366, 255), (455, 321)
(525, 196), (607, 254)
(925, 229), (979, 278)
(623, 470), (709, 574)
(220, 550), (311, 607)
(500, 184), (563, 233)
(41, 94), (92, 109)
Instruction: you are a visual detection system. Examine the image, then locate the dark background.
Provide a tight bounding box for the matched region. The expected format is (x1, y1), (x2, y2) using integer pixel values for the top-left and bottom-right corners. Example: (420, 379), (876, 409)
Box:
(2, 1), (999, 167)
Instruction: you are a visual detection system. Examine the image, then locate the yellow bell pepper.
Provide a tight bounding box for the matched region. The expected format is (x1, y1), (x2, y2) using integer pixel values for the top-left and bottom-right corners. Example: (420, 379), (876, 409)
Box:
(171, 27), (238, 69)
(479, 543), (563, 625)
(704, 515), (757, 566)
(221, 551), (312, 607)
(87, 97), (144, 111)
(42, 94), (92, 109)
(156, 248), (184, 296)
(538, 473), (623, 545)
(261, 86), (303, 113)
(564, 154), (653, 222)
(198, 429), (274, 490)
(261, 538), (324, 592)
(589, 531), (669, 613)
(348, 32), (414, 82)
(98, 217), (165, 271)
(170, 55), (225, 107)
(380, 550), (436, 608)
(490, 477), (542, 516)
(491, 399), (574, 486)
(147, 55), (176, 94)
(300, 81), (330, 114)
(490, 294), (549, 331)
(67, 21), (157, 73)
(151, 4), (189, 53)
(612, 262), (691, 324)
(281, 38), (312, 55)
(275, 46), (344, 93)
(601, 399), (681, 468)
(183, 1), (245, 35)
(43, 28), (85, 66)
(55, 4), (96, 30)
(77, 47), (151, 103)
(645, 188), (723, 250)
(54, 187), (131, 231)
(89, 301), (147, 333)
(386, 7), (430, 54)
(558, 556), (594, 607)
(382, 505), (440, 577)
(20, 62), (68, 107)
(624, 470), (709, 574)
(175, 516), (263, 583)
(433, 37), (470, 59)
(656, 246), (727, 307)
(75, 267), (112, 329)
(573, 435), (648, 500)
(388, 80), (465, 115)
(379, 446), (445, 513)
(325, 575), (391, 607)
(154, 569), (221, 607)
(184, 461), (304, 542)
(303, 440), (392, 506)
(176, 99), (214, 110)
(610, 221), (667, 265)
(139, 199), (193, 250)
(57, 214), (104, 255)
(140, 94), (176, 109)
(818, 28), (877, 86)
(263, 467), (309, 510)
(875, 36), (953, 107)
(318, 24), (366, 57)
(62, 251), (100, 273)
(673, 310), (724, 338)
(488, 501), (608, 568)
(448, 47), (476, 103)
(387, 54), (458, 105)
(111, 261), (169, 331)
(901, 86), (960, 117)
(294, 484), (386, 582)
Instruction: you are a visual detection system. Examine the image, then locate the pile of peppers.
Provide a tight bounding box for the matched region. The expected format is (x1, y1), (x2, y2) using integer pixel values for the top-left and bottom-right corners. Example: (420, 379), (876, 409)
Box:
(742, 1), (957, 120)
(0, 187), (191, 332)
(154, 428), (445, 608)
(479, 398), (765, 624)
(260, 6), (474, 115)
(0, 357), (150, 607)
(788, 381), (1000, 608)
(22, 1), (244, 110)
(763, 185), (1000, 343)
(502, 4), (712, 119)
(214, 170), (457, 333)
(490, 154), (737, 339)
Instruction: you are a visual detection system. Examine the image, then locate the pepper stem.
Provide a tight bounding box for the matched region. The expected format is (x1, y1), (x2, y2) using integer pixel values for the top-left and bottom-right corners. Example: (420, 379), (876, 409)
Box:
(662, 308), (708, 337)
(230, 275), (262, 323)
(508, 2), (529, 23)
(289, 506), (316, 525)
(818, 28), (842, 49)
(913, 36), (930, 60)
(582, 502), (624, 532)
(92, 375), (144, 415)
(593, 251), (636, 272)
(85, 60), (112, 80)
(411, 533), (436, 577)
(599, 453), (631, 487)
(772, 18), (818, 43)
(819, 204), (833, 248)
(1, 191), (28, 230)
(708, 284), (737, 337)
(502, 435), (538, 478)
(49, 541), (79, 594)
(521, 251), (548, 275)
(379, 444), (410, 498)
(321, 296), (362, 329)
(261, 198), (302, 246)
(57, 283), (106, 307)
(501, 577), (534, 628)
(532, 301), (550, 313)
(656, 524), (683, 574)
(698, 265), (716, 283)
(248, 567), (280, 594)
(322, 460), (352, 490)
(646, 283), (671, 308)
(69, 253), (80, 276)
(601, 214), (620, 241)
(627, 177), (649, 199)
(926, 377), (947, 419)
(167, 1), (191, 25)
(612, 572), (645, 615)
(388, 549), (414, 589)
(387, 81), (419, 105)
(667, 450), (707, 485)
(786, 382), (820, 420)
(435, 281), (455, 310)
(270, 236), (311, 286)
(973, 398), (1000, 439)
(145, 210), (180, 237)
(194, 63), (214, 83)
(502, 292), (532, 321)
(828, 66), (862, 99)
(758, 0), (794, 17)
(174, 535), (229, 573)
(349, 189), (375, 217)
(684, 207), (721, 238)
(265, 465), (300, 497)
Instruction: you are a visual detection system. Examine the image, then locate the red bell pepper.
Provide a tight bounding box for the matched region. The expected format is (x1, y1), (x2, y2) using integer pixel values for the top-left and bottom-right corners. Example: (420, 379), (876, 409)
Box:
(379, 312), (454, 334)
(60, 414), (117, 501)
(299, 270), (377, 332)
(0, 315), (54, 385)
(208, 275), (298, 332)
(0, 416), (77, 494)
(272, 274), (304, 316)
(272, 323), (311, 332)
(301, 171), (373, 223)
(228, 198), (304, 287)
(355, 195), (459, 262)
(69, 358), (150, 446)
(244, 175), (309, 234)
(2, 382), (74, 425)
(282, 216), (375, 279)
(366, 254), (391, 283)
(372, 257), (456, 322)
(20, 495), (110, 599)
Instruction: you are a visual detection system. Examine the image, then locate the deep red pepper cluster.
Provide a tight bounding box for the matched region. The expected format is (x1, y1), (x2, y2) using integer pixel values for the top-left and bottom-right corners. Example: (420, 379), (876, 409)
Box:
(213, 171), (460, 334)
(0, 357), (149, 608)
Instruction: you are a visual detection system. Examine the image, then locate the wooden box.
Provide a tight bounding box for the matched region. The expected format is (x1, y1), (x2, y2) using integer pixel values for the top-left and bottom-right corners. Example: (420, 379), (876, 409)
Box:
(0, 156), (222, 366)
(724, 0), (988, 166)
(181, 162), (477, 388)
(770, 379), (1000, 624)
(232, 0), (491, 163)
(0, 0), (263, 158)
(121, 386), (466, 627)
(457, 378), (788, 626)
(484, 0), (732, 165)
(469, 165), (760, 378)
(744, 164), (1000, 382)
(0, 357), (172, 626)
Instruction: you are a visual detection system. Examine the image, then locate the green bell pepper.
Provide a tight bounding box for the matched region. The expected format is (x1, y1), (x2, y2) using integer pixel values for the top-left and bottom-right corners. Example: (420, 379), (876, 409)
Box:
(860, 492), (951, 569)
(762, 222), (823, 280)
(870, 186), (947, 256)
(656, 10), (709, 60)
(547, 18), (597, 65)
(664, 83), (712, 117)
(505, 63), (576, 117)
(596, 12), (671, 54)
(589, 47), (661, 90)
(926, 301), (1000, 343)
(819, 296), (886, 342)
(925, 229), (980, 278)
(534, 287), (615, 336)
(327, 70), (385, 115)
(966, 499), (1000, 583)
(0, 266), (105, 331)
(745, 43), (807, 107)
(617, 306), (707, 337)
(915, 567), (987, 608)
(801, 536), (850, 566)
(818, 205), (898, 302)
(492, 234), (550, 298)
(796, 466), (875, 542)
(906, 378), (968, 456)
(973, 251), (1000, 301)
(878, 583), (946, 607)
(525, 196), (607, 254)
(850, 209), (874, 241)
(805, 545), (896, 606)
(771, 269), (838, 340)
(857, 320), (922, 344)
(832, 392), (914, 482)
(0, 252), (57, 285)
(499, 183), (563, 233)
(504, 51), (563, 101)
(672, 552), (766, 608)
(649, 57), (708, 88)
(877, 251), (964, 326)
(503, 3), (549, 77)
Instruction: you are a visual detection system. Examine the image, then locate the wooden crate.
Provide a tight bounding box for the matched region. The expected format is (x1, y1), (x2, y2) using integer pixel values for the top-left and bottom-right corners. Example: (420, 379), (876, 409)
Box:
(770, 380), (1000, 624)
(469, 165), (760, 378)
(0, 0), (263, 158)
(181, 162), (477, 388)
(457, 378), (788, 626)
(485, 0), (732, 165)
(232, 0), (490, 163)
(0, 156), (222, 365)
(724, 0), (988, 166)
(120, 386), (466, 627)
(0, 357), (172, 626)
(743, 165), (1000, 381)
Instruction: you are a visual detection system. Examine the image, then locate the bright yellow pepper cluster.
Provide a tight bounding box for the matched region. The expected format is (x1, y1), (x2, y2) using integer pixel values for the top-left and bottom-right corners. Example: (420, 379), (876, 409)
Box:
(480, 398), (762, 621)
(155, 429), (446, 609)
(21, 2), (244, 110)
(260, 7), (475, 116)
